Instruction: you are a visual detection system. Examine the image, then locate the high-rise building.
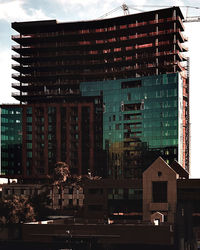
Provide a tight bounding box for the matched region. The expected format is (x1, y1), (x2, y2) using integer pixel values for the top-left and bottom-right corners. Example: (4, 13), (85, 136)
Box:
(81, 72), (185, 178)
(0, 6), (189, 179)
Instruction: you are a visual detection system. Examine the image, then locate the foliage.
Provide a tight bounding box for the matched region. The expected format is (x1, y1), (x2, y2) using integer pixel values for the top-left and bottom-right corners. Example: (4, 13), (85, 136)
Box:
(30, 190), (53, 220)
(53, 162), (70, 185)
(51, 162), (102, 210)
(0, 195), (35, 224)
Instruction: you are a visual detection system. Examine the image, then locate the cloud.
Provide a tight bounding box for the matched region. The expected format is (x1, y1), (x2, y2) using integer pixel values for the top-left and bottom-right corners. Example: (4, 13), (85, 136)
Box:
(0, 48), (16, 103)
(53, 0), (149, 21)
(0, 0), (50, 22)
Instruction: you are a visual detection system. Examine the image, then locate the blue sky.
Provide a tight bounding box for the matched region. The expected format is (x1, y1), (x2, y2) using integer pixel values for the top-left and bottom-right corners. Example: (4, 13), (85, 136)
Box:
(0, 0), (200, 177)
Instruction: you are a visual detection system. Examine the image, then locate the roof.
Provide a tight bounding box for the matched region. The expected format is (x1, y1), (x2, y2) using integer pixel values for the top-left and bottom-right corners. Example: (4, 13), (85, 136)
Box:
(12, 6), (184, 34)
(170, 160), (189, 179)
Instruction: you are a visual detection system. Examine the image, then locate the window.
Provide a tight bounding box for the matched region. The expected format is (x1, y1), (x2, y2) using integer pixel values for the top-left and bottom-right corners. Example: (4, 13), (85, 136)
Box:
(88, 205), (102, 211)
(88, 188), (103, 195)
(152, 181), (167, 203)
(115, 124), (120, 130)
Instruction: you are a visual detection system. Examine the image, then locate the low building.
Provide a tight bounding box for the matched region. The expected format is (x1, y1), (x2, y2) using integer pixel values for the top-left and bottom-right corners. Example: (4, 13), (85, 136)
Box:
(1, 157), (200, 249)
(1, 182), (84, 210)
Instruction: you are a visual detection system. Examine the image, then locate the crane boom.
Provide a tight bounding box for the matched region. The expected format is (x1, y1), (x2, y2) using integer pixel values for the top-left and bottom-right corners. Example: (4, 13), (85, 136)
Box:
(97, 3), (200, 23)
(184, 16), (200, 22)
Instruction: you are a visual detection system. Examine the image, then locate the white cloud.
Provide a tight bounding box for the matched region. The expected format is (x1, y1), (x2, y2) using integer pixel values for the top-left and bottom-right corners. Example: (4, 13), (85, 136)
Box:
(54, 0), (149, 21)
(0, 49), (16, 104)
(0, 0), (50, 22)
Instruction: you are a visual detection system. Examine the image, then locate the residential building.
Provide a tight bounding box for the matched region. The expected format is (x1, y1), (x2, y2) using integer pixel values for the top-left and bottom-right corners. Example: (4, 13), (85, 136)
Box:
(0, 6), (189, 179)
(0, 100), (105, 179)
(11, 7), (187, 103)
(0, 105), (22, 175)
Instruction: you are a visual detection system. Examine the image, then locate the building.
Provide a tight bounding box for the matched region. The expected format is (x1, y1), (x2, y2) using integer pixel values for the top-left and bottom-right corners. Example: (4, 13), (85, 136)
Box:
(2, 157), (200, 250)
(83, 178), (142, 220)
(0, 100), (105, 179)
(1, 182), (84, 210)
(0, 105), (22, 176)
(11, 7), (187, 103)
(0, 6), (189, 179)
(81, 72), (186, 178)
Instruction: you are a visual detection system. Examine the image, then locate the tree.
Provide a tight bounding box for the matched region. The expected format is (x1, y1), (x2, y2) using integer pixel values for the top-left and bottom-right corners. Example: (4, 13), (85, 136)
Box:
(30, 190), (53, 221)
(52, 162), (71, 210)
(0, 195), (35, 224)
(53, 162), (70, 185)
(51, 162), (102, 211)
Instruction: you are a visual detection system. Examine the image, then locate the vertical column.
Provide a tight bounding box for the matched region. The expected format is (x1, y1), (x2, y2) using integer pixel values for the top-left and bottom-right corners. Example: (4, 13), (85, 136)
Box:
(89, 104), (94, 174)
(78, 104), (82, 175)
(56, 104), (61, 162)
(32, 105), (36, 177)
(155, 13), (159, 75)
(44, 104), (48, 175)
(66, 105), (70, 166)
(173, 9), (177, 72)
(135, 20), (138, 77)
(22, 106), (27, 178)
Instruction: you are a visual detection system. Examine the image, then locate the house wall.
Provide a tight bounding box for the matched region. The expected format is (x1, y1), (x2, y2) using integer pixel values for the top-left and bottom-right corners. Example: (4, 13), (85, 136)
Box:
(143, 157), (178, 223)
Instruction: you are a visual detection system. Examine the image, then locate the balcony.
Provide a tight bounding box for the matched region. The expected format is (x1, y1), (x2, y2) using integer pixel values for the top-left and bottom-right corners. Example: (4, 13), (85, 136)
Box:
(12, 34), (33, 39)
(12, 92), (27, 97)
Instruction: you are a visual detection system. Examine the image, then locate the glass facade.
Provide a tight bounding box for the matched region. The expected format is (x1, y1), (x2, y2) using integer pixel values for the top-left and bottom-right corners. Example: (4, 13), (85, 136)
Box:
(81, 73), (182, 178)
(0, 106), (22, 175)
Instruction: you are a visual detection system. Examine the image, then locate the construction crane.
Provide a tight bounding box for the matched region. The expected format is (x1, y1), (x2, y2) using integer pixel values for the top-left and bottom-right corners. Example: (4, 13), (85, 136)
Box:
(98, 4), (200, 23)
(184, 16), (200, 22)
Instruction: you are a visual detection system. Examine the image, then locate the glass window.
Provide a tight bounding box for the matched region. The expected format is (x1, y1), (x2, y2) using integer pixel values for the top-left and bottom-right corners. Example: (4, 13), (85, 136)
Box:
(152, 181), (167, 203)
(26, 107), (32, 114)
(26, 117), (32, 123)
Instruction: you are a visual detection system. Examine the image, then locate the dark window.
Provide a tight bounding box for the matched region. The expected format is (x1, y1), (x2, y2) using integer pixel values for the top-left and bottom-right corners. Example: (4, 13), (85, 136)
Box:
(88, 188), (103, 195)
(152, 181), (167, 203)
(69, 188), (73, 194)
(88, 205), (102, 211)
(121, 80), (142, 89)
(127, 93), (131, 101)
(124, 103), (142, 111)
(115, 124), (120, 130)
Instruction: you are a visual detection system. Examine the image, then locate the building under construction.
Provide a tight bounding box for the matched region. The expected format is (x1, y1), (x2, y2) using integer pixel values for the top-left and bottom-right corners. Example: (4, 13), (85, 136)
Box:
(0, 6), (189, 179)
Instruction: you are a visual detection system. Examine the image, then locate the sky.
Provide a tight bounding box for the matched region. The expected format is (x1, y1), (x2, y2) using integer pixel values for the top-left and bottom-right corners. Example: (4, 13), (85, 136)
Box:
(0, 0), (200, 178)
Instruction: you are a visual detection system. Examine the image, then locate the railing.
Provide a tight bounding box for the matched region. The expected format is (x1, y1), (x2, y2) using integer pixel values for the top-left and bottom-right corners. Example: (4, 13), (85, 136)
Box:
(12, 34), (33, 39)
(11, 16), (185, 40)
(11, 61), (178, 79)
(12, 64), (20, 68)
(12, 45), (31, 50)
(12, 73), (31, 78)
(11, 28), (186, 51)
(12, 89), (79, 97)
(12, 54), (31, 59)
(12, 92), (27, 96)
(12, 83), (29, 87)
